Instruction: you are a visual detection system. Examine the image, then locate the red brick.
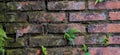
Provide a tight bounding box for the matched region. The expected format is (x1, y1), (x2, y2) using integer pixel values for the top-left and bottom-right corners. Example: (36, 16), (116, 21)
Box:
(90, 47), (120, 55)
(7, 1), (45, 10)
(47, 47), (83, 55)
(69, 12), (106, 21)
(109, 35), (120, 44)
(74, 36), (85, 45)
(47, 24), (86, 33)
(29, 35), (66, 46)
(89, 1), (120, 9)
(48, 1), (85, 10)
(88, 24), (120, 33)
(85, 34), (105, 44)
(5, 23), (44, 34)
(109, 12), (120, 20)
(27, 12), (66, 22)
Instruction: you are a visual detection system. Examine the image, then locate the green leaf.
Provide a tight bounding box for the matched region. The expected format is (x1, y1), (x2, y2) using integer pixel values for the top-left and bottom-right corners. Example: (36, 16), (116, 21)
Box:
(41, 46), (48, 55)
(85, 52), (90, 55)
(64, 28), (79, 45)
(0, 28), (7, 38)
(99, 0), (104, 2)
(82, 44), (88, 52)
(69, 38), (74, 45)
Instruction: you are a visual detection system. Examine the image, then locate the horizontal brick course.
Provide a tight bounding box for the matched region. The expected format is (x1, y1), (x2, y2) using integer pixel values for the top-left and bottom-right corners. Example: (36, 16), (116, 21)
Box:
(88, 24), (120, 33)
(89, 1), (120, 9)
(48, 1), (85, 10)
(47, 24), (86, 33)
(109, 12), (120, 20)
(27, 12), (66, 22)
(69, 12), (106, 21)
(5, 23), (44, 34)
(7, 1), (45, 10)
(90, 47), (120, 55)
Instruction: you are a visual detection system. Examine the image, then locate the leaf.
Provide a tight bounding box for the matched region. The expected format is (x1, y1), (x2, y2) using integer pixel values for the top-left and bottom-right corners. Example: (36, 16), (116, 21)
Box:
(0, 28), (7, 38)
(85, 52), (90, 55)
(0, 27), (7, 55)
(64, 28), (79, 45)
(69, 38), (74, 45)
(95, 0), (99, 5)
(99, 0), (104, 2)
(41, 46), (48, 55)
(82, 44), (88, 52)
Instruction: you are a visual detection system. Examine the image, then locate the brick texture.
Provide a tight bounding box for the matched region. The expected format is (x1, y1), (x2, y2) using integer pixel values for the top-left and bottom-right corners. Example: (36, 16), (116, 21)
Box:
(88, 24), (120, 33)
(27, 12), (66, 22)
(0, 0), (120, 55)
(48, 1), (85, 10)
(69, 12), (106, 21)
(89, 1), (120, 9)
(7, 1), (45, 10)
(109, 12), (120, 20)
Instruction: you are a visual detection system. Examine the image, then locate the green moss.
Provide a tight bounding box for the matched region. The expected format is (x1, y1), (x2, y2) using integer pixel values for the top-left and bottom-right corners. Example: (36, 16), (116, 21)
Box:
(55, 2), (68, 10)
(6, 49), (23, 55)
(7, 3), (17, 10)
(4, 37), (25, 47)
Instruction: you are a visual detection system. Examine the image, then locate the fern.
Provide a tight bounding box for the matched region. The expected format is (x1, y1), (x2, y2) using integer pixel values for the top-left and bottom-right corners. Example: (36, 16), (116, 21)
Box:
(104, 34), (110, 46)
(0, 25), (7, 55)
(82, 44), (90, 55)
(64, 28), (79, 45)
(95, 0), (104, 5)
(41, 46), (48, 55)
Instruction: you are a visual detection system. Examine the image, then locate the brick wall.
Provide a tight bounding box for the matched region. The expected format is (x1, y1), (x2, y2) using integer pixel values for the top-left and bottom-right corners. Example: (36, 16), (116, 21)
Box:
(0, 0), (120, 55)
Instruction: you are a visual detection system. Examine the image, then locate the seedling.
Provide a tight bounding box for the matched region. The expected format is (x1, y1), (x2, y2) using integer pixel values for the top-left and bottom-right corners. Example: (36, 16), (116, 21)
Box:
(41, 46), (48, 55)
(64, 28), (79, 45)
(95, 0), (104, 5)
(104, 34), (110, 46)
(99, 34), (110, 46)
(82, 44), (90, 55)
(0, 25), (7, 55)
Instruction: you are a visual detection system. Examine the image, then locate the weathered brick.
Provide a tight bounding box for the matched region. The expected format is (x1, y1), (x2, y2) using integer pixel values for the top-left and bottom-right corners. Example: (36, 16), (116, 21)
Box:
(27, 12), (66, 22)
(74, 36), (85, 45)
(89, 1), (120, 9)
(6, 48), (41, 55)
(29, 35), (66, 46)
(6, 12), (27, 22)
(109, 12), (120, 20)
(47, 47), (83, 55)
(5, 23), (44, 34)
(69, 12), (106, 21)
(88, 24), (120, 33)
(48, 1), (85, 10)
(7, 1), (45, 10)
(85, 34), (106, 44)
(6, 49), (25, 55)
(0, 3), (5, 22)
(109, 35), (120, 44)
(89, 47), (120, 55)
(4, 37), (25, 47)
(48, 24), (86, 33)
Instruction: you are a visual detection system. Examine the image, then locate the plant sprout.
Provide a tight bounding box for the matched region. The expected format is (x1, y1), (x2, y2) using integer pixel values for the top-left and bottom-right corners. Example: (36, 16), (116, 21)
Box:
(95, 0), (104, 5)
(64, 28), (79, 45)
(0, 25), (7, 55)
(41, 46), (48, 55)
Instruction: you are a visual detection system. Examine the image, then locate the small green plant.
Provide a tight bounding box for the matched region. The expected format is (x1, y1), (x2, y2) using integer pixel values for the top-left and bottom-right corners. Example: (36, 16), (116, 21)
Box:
(41, 46), (48, 55)
(99, 34), (110, 46)
(104, 34), (110, 46)
(95, 0), (104, 5)
(64, 28), (79, 45)
(0, 25), (7, 55)
(82, 44), (90, 55)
